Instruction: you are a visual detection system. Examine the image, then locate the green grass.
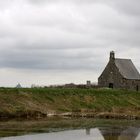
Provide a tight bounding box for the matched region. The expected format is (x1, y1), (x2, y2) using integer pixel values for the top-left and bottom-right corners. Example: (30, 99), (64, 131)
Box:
(0, 87), (140, 118)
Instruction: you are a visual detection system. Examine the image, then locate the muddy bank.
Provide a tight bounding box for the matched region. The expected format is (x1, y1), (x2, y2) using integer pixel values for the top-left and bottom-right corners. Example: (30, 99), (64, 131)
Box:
(0, 111), (140, 120)
(59, 112), (140, 120)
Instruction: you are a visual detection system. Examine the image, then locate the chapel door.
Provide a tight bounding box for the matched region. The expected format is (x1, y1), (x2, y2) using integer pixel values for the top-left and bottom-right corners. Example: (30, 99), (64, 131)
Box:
(109, 83), (113, 88)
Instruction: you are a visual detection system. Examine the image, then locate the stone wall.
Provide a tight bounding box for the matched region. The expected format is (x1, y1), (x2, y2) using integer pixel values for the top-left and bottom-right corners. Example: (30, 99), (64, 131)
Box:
(98, 60), (124, 89)
(124, 79), (140, 91)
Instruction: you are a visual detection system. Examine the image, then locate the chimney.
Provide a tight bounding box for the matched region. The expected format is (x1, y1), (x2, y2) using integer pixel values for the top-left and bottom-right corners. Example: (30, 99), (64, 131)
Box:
(110, 51), (115, 60)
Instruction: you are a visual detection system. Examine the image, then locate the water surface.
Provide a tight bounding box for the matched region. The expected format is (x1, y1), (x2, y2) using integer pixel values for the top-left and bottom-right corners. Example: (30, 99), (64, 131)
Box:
(1, 127), (140, 140)
(0, 118), (140, 140)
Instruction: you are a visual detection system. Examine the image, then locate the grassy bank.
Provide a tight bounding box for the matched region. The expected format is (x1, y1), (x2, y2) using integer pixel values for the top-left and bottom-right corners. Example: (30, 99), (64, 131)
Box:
(0, 88), (140, 119)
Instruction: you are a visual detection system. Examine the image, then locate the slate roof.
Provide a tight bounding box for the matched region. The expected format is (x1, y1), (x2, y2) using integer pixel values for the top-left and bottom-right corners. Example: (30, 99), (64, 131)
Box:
(115, 58), (140, 80)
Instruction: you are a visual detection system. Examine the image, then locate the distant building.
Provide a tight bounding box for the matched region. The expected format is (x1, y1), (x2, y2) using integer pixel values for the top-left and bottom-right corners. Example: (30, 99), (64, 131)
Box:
(86, 81), (91, 86)
(98, 51), (140, 91)
(86, 80), (91, 88)
(64, 83), (76, 88)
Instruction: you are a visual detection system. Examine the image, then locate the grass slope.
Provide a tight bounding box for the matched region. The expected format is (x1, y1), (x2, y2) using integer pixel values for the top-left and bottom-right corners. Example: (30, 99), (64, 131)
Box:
(0, 88), (140, 118)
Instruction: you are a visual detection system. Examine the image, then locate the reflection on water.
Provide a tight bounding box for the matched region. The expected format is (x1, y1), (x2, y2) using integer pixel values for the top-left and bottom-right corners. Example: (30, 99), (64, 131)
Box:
(118, 127), (140, 140)
(101, 127), (140, 140)
(86, 128), (90, 135)
(0, 129), (104, 140)
(1, 127), (140, 140)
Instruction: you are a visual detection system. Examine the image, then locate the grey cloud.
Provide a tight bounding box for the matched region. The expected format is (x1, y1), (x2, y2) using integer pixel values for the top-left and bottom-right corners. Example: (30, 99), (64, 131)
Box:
(0, 0), (140, 87)
(109, 0), (140, 16)
(28, 0), (48, 4)
(27, 0), (140, 16)
(0, 47), (101, 70)
(0, 0), (139, 72)
(27, 0), (99, 4)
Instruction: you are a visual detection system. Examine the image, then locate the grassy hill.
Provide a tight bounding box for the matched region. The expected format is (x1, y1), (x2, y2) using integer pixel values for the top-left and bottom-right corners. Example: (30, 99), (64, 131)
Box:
(0, 88), (140, 119)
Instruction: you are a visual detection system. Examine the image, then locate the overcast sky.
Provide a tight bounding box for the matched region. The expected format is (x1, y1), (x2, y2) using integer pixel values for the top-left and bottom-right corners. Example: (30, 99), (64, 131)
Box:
(0, 0), (140, 87)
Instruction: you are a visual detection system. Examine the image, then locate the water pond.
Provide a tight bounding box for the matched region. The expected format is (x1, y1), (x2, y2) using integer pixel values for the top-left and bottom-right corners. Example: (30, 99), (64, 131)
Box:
(0, 118), (140, 140)
(1, 127), (140, 140)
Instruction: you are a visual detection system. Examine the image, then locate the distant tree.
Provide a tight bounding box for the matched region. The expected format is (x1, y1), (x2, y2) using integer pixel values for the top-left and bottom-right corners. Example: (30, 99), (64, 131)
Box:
(16, 83), (22, 88)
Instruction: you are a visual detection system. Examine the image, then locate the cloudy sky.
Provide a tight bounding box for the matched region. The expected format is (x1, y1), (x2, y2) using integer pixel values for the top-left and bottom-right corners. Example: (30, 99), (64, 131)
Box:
(0, 0), (140, 87)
